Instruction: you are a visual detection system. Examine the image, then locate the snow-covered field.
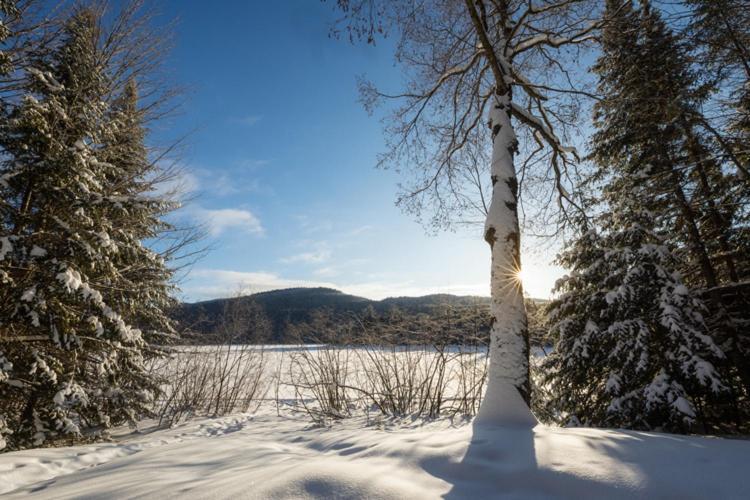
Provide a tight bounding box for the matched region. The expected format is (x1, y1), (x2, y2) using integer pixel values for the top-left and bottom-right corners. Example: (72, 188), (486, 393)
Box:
(1, 346), (749, 499)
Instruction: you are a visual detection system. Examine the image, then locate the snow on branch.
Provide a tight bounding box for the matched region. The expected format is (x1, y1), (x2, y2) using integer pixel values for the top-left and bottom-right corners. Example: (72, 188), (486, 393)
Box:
(26, 67), (64, 93)
(510, 22), (600, 57)
(510, 102), (577, 161)
(56, 266), (143, 343)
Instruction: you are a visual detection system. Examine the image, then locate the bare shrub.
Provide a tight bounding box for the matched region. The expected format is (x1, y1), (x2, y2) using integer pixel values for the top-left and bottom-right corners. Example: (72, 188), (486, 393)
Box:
(153, 297), (269, 426)
(445, 341), (489, 418)
(353, 342), (447, 418)
(280, 310), (489, 423)
(279, 313), (359, 423)
(153, 344), (266, 426)
(286, 345), (354, 423)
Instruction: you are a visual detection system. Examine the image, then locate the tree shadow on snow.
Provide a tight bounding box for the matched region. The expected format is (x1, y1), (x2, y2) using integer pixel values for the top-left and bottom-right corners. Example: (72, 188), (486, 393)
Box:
(422, 422), (634, 499)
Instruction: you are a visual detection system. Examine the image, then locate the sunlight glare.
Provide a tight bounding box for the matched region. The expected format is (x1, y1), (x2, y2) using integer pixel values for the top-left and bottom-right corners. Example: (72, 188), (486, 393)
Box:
(515, 265), (527, 288)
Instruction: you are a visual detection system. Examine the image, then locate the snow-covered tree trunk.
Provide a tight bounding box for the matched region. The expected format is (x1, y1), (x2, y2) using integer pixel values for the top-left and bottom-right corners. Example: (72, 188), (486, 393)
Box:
(333, 0), (602, 427)
(475, 89), (536, 427)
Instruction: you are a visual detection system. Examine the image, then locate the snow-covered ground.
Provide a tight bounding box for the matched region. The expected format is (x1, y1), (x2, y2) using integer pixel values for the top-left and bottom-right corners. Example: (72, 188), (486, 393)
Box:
(1, 406), (749, 499)
(1, 346), (748, 498)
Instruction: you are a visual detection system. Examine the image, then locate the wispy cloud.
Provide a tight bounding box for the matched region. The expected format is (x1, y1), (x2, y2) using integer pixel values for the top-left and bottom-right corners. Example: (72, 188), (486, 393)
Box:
(151, 169), (200, 200)
(311, 258), (369, 278)
(294, 214), (334, 235)
(236, 158), (271, 170)
(161, 161), (275, 201)
(279, 240), (334, 265)
(312, 266), (339, 278)
(209, 173), (272, 197)
(232, 114), (262, 126)
(280, 248), (331, 264)
(192, 207), (264, 236)
(348, 225), (373, 236)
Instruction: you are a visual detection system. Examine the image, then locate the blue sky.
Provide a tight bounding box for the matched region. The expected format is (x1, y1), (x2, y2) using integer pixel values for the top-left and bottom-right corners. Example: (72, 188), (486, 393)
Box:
(154, 0), (563, 303)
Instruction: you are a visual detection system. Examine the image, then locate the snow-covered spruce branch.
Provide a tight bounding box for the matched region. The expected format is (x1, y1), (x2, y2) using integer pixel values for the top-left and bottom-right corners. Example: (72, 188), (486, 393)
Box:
(0, 335), (49, 343)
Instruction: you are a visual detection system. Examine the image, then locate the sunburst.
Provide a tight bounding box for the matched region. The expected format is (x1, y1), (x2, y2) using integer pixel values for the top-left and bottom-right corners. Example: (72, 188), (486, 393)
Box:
(493, 261), (525, 299)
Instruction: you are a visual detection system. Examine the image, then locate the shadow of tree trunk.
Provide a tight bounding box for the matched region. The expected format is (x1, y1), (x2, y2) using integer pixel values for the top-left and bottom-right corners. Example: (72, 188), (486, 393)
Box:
(423, 422), (633, 499)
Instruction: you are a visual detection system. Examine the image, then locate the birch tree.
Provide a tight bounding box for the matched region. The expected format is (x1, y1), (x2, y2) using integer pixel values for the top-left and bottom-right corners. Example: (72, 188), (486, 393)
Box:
(334, 0), (602, 425)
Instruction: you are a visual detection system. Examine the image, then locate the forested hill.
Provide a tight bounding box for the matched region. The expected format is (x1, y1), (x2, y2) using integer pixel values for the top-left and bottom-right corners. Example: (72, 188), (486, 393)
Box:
(172, 287), (494, 343)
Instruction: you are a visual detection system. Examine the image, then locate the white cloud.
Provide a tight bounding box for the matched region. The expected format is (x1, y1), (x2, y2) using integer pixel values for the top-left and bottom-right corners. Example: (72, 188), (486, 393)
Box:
(193, 207), (264, 236)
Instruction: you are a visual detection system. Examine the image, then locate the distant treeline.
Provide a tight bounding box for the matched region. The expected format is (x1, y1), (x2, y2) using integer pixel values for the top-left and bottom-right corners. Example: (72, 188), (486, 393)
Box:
(172, 287), (550, 347)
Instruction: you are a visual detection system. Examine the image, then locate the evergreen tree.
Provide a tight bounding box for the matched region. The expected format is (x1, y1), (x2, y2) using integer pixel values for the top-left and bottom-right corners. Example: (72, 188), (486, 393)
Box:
(594, 2), (750, 409)
(99, 78), (177, 340)
(542, 0), (737, 433)
(0, 0), (19, 452)
(686, 0), (750, 280)
(590, 0), (737, 289)
(687, 0), (750, 169)
(544, 207), (726, 432)
(0, 1), (18, 74)
(0, 8), (175, 450)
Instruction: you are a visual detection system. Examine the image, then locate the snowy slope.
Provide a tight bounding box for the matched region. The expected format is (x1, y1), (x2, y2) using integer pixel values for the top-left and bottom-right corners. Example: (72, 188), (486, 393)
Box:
(1, 410), (748, 499)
